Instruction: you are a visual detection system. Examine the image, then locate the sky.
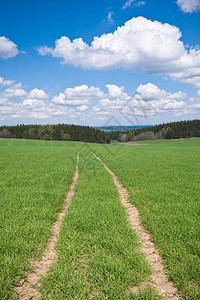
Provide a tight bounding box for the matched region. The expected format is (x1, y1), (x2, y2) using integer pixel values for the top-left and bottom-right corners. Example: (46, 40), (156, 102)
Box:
(0, 0), (200, 127)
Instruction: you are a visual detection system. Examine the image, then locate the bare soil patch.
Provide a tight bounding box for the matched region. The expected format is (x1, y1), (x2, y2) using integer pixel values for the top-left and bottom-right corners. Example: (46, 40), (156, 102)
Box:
(13, 153), (79, 300)
(94, 154), (181, 299)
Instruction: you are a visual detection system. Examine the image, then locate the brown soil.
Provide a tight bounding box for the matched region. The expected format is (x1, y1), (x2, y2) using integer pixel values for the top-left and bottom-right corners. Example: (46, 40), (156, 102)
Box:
(94, 154), (181, 299)
(13, 153), (79, 300)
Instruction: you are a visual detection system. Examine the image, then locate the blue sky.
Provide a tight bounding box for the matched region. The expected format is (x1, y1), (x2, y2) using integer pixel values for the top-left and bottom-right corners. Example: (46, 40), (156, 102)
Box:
(0, 0), (200, 126)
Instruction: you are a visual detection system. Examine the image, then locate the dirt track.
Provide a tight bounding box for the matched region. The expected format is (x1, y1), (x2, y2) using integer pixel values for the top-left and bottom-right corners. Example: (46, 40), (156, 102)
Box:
(94, 153), (181, 299)
(13, 152), (181, 299)
(14, 153), (79, 300)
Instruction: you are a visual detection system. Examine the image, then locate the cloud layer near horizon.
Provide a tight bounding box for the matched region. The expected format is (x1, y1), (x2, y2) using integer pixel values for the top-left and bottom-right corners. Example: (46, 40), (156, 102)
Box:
(0, 78), (199, 125)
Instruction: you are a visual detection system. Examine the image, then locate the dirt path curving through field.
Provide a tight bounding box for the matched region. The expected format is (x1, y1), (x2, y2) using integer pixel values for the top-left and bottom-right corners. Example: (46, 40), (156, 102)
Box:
(14, 152), (79, 300)
(94, 153), (181, 299)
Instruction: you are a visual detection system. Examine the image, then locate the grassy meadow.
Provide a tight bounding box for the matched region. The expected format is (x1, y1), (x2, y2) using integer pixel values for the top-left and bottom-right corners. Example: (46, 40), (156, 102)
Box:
(93, 138), (200, 299)
(0, 139), (78, 299)
(41, 151), (159, 299)
(0, 138), (199, 299)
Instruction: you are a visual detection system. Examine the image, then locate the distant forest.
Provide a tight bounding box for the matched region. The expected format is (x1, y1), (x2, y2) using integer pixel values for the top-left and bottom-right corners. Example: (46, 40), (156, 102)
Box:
(0, 124), (110, 144)
(0, 119), (199, 143)
(109, 119), (200, 141)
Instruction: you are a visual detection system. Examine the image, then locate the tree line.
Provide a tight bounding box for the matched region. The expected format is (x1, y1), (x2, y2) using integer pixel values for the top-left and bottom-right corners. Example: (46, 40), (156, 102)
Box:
(0, 124), (110, 144)
(108, 119), (200, 141)
(133, 119), (200, 140)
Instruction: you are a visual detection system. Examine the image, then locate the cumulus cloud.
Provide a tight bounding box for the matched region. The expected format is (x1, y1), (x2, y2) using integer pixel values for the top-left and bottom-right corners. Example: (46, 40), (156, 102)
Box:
(0, 80), (199, 124)
(0, 76), (14, 87)
(52, 94), (89, 106)
(106, 84), (127, 98)
(37, 17), (200, 89)
(2, 83), (27, 98)
(22, 89), (48, 107)
(0, 80), (50, 122)
(77, 105), (88, 111)
(52, 85), (105, 106)
(176, 0), (200, 13)
(28, 111), (49, 119)
(37, 17), (186, 70)
(91, 82), (188, 124)
(28, 88), (48, 99)
(22, 99), (46, 107)
(136, 83), (169, 100)
(0, 36), (19, 59)
(136, 83), (186, 101)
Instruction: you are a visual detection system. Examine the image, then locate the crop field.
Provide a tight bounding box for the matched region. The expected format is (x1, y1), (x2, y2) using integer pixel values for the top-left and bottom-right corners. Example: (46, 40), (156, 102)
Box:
(93, 138), (200, 299)
(0, 138), (200, 299)
(41, 152), (160, 299)
(0, 139), (78, 299)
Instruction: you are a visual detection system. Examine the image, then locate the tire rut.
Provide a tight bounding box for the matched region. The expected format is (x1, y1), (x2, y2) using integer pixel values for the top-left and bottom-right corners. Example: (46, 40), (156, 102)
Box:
(13, 152), (79, 300)
(94, 153), (181, 299)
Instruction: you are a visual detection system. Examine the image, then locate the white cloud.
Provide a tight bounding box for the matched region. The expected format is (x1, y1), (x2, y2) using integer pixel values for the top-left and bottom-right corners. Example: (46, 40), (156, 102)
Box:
(28, 88), (48, 99)
(93, 83), (187, 121)
(135, 1), (146, 7)
(136, 83), (169, 100)
(52, 94), (89, 106)
(0, 76), (14, 87)
(0, 97), (8, 105)
(107, 11), (114, 24)
(192, 103), (200, 108)
(122, 0), (134, 9)
(2, 83), (27, 98)
(0, 80), (199, 125)
(37, 17), (200, 89)
(64, 85), (104, 99)
(37, 17), (185, 70)
(0, 36), (19, 59)
(52, 85), (105, 106)
(163, 100), (185, 109)
(77, 105), (88, 111)
(197, 89), (200, 97)
(122, 0), (145, 9)
(93, 106), (101, 112)
(177, 0), (200, 13)
(135, 83), (186, 112)
(29, 111), (49, 119)
(106, 84), (125, 98)
(22, 99), (45, 107)
(136, 83), (186, 101)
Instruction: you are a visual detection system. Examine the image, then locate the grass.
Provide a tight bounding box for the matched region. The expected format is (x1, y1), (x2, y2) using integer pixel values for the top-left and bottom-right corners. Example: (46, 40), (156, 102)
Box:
(41, 150), (159, 299)
(92, 138), (200, 299)
(0, 138), (78, 299)
(1, 138), (199, 299)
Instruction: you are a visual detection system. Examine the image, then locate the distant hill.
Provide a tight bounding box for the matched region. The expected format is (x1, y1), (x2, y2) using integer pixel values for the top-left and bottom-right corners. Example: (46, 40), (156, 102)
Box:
(94, 125), (153, 132)
(105, 119), (200, 142)
(132, 119), (200, 141)
(0, 124), (110, 144)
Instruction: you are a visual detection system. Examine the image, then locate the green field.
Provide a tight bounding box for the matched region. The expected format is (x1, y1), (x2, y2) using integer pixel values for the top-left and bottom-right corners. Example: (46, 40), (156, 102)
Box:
(0, 139), (78, 299)
(93, 138), (200, 299)
(41, 152), (158, 299)
(0, 138), (200, 299)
